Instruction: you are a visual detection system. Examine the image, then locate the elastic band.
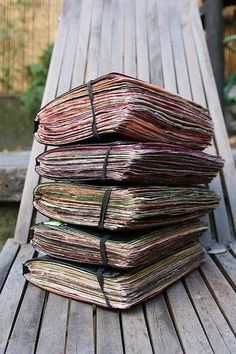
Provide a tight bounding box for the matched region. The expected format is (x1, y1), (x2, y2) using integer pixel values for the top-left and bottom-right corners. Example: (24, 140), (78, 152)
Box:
(33, 121), (39, 133)
(35, 158), (40, 167)
(86, 80), (100, 140)
(97, 267), (112, 308)
(101, 146), (113, 181)
(98, 188), (111, 230)
(22, 263), (30, 275)
(100, 234), (111, 266)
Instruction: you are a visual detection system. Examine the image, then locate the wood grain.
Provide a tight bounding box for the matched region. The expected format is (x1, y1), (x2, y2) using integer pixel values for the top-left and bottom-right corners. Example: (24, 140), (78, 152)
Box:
(0, 238), (19, 292)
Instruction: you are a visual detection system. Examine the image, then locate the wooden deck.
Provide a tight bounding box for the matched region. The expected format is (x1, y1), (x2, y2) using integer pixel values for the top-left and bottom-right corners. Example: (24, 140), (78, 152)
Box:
(0, 0), (236, 353)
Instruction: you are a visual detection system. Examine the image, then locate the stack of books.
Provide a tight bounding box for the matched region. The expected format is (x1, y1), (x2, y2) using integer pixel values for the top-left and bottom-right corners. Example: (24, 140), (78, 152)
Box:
(24, 73), (223, 309)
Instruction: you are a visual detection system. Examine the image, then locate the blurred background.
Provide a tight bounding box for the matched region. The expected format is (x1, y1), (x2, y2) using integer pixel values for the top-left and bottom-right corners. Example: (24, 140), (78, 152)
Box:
(0, 0), (62, 248)
(0, 0), (236, 249)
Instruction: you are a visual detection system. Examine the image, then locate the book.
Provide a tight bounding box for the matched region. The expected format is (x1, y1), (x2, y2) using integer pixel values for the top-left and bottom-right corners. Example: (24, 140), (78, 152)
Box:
(31, 220), (208, 269)
(23, 243), (205, 309)
(35, 142), (224, 185)
(34, 73), (213, 150)
(33, 182), (220, 230)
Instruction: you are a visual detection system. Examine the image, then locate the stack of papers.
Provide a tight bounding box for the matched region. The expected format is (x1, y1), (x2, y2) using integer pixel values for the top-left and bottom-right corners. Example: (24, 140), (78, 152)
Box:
(33, 183), (219, 230)
(34, 73), (213, 149)
(24, 243), (205, 309)
(36, 142), (224, 185)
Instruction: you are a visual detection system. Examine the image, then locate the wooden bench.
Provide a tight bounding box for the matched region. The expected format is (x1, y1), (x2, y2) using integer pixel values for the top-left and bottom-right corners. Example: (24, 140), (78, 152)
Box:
(1, 1), (236, 353)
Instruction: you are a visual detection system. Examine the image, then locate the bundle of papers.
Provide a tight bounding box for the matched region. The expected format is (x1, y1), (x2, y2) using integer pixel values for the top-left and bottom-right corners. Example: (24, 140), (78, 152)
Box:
(31, 220), (208, 268)
(34, 73), (213, 150)
(35, 143), (224, 185)
(23, 243), (205, 309)
(33, 183), (219, 230)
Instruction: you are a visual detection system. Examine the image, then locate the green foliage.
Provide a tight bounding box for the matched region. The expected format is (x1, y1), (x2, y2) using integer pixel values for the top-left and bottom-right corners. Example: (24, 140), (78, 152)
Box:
(224, 35), (236, 107)
(0, 0), (31, 92)
(21, 43), (53, 118)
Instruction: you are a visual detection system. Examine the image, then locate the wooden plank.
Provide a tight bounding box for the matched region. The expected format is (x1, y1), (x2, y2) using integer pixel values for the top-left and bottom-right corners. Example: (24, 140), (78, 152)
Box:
(0, 238), (19, 292)
(200, 255), (236, 334)
(135, 0), (149, 81)
(121, 305), (153, 354)
(189, 0), (236, 232)
(145, 295), (183, 354)
(168, 0), (191, 99)
(124, 0), (136, 77)
(97, 308), (123, 354)
(36, 294), (68, 354)
(166, 282), (213, 354)
(57, 0), (83, 94)
(146, 0), (163, 86)
(98, 0), (113, 76)
(14, 0), (72, 244)
(156, 0), (176, 92)
(6, 284), (46, 354)
(71, 0), (93, 87)
(157, 6), (212, 350)
(66, 301), (94, 354)
(110, 0), (124, 73)
(0, 244), (34, 353)
(179, 0), (232, 246)
(85, 0), (104, 81)
(213, 251), (236, 289)
(185, 270), (236, 354)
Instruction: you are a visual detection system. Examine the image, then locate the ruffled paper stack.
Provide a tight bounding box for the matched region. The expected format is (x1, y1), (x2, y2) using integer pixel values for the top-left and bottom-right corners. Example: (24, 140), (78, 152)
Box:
(23, 73), (223, 309)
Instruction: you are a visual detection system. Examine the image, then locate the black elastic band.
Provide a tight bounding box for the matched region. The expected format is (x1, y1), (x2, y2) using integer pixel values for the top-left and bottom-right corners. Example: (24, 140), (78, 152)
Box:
(98, 188), (111, 230)
(33, 121), (39, 133)
(101, 146), (113, 181)
(100, 234), (111, 266)
(22, 263), (30, 275)
(97, 267), (112, 308)
(86, 80), (100, 140)
(35, 158), (40, 167)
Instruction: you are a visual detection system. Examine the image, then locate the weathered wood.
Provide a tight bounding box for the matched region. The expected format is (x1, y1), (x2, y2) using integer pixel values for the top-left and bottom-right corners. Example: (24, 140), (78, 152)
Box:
(124, 0), (136, 77)
(200, 255), (236, 334)
(0, 238), (19, 292)
(145, 295), (183, 354)
(110, 0), (124, 73)
(146, 0), (163, 86)
(98, 0), (113, 76)
(179, 0), (232, 246)
(166, 281), (213, 354)
(185, 270), (236, 354)
(97, 308), (123, 354)
(36, 294), (68, 354)
(135, 0), (149, 81)
(57, 0), (82, 94)
(205, 0), (224, 108)
(66, 301), (94, 354)
(121, 305), (153, 354)
(156, 0), (176, 92)
(168, 0), (191, 99)
(0, 244), (34, 353)
(86, 0), (104, 81)
(6, 284), (46, 354)
(190, 0), (236, 232)
(71, 0), (93, 87)
(213, 251), (236, 289)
